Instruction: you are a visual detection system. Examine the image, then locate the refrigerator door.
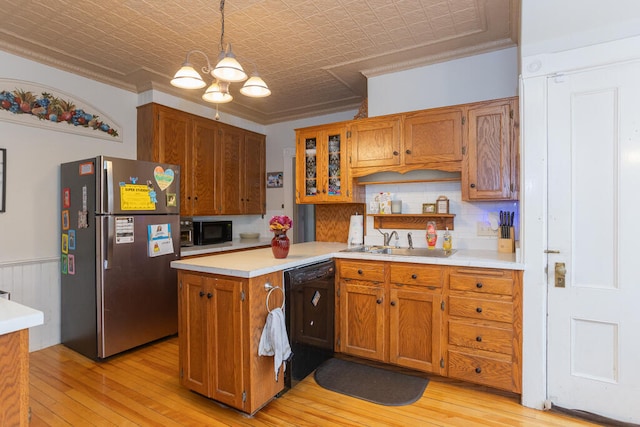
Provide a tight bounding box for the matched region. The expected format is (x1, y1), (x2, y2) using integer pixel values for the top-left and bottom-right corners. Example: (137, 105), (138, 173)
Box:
(61, 159), (99, 359)
(98, 156), (180, 215)
(97, 213), (180, 358)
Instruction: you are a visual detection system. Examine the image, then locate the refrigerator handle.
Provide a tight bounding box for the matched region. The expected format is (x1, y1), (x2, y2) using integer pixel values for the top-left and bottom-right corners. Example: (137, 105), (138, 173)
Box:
(102, 216), (114, 270)
(104, 159), (114, 214)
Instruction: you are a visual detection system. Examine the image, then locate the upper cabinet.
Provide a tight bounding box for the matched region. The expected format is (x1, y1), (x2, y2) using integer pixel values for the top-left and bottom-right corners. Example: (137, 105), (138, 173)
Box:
(137, 103), (266, 216)
(296, 124), (364, 204)
(348, 116), (402, 171)
(462, 97), (519, 201)
(294, 97), (519, 204)
(217, 126), (266, 214)
(403, 107), (463, 170)
(349, 107), (463, 177)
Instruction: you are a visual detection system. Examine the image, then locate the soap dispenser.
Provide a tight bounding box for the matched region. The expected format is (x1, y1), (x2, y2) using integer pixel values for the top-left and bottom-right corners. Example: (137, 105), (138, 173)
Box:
(443, 227), (452, 251)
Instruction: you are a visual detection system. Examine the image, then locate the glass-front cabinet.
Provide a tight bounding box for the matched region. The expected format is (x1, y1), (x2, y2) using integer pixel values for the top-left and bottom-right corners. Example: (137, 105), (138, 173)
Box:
(296, 125), (358, 204)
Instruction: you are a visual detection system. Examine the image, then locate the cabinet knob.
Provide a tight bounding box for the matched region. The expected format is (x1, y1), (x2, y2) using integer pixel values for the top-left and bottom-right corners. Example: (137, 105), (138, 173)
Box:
(470, 183), (476, 188)
(393, 151), (399, 156)
(194, 196), (198, 201)
(411, 274), (417, 279)
(405, 149), (412, 155)
(207, 293), (213, 299)
(475, 367), (482, 374)
(357, 269), (363, 275)
(322, 188), (327, 194)
(390, 301), (396, 306)
(476, 307), (483, 313)
(376, 298), (383, 304)
(476, 282), (483, 288)
(199, 291), (205, 297)
(476, 336), (483, 342)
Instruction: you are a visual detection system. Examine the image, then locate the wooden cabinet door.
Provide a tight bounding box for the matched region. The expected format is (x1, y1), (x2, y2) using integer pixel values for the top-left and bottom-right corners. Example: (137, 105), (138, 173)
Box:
(156, 108), (191, 215)
(296, 128), (325, 204)
(191, 118), (217, 215)
(296, 125), (352, 204)
(463, 98), (518, 200)
(242, 132), (265, 214)
(339, 280), (386, 362)
(349, 116), (401, 169)
(389, 287), (443, 373)
(403, 108), (463, 167)
(208, 276), (244, 409)
(178, 273), (209, 396)
(216, 125), (244, 214)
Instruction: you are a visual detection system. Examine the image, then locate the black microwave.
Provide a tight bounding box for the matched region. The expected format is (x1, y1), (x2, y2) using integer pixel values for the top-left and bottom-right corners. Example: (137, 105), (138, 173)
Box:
(193, 220), (233, 245)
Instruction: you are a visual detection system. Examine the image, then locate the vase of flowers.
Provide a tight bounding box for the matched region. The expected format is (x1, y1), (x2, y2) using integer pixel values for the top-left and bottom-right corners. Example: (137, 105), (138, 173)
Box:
(269, 215), (293, 259)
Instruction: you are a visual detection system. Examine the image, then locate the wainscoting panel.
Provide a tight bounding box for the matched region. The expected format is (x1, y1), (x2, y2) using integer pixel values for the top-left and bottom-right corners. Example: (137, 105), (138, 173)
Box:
(0, 258), (60, 351)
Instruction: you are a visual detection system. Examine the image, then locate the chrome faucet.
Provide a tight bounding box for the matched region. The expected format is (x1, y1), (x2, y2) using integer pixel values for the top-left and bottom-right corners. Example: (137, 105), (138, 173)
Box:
(407, 232), (413, 249)
(378, 230), (398, 246)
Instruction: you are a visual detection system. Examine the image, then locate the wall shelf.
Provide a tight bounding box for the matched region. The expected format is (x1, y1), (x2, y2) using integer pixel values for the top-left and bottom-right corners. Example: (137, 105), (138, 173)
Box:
(372, 214), (455, 231)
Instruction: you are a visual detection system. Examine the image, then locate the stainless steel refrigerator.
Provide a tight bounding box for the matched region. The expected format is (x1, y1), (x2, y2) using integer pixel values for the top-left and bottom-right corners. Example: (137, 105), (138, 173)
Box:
(60, 156), (181, 359)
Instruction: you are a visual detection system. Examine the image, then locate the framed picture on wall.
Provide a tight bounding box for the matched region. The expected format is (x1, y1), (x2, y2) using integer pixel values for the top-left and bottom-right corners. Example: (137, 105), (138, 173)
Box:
(267, 171), (283, 188)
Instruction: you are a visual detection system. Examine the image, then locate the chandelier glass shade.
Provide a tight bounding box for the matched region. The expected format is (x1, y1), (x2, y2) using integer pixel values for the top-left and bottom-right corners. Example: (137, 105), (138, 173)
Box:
(170, 1), (270, 105)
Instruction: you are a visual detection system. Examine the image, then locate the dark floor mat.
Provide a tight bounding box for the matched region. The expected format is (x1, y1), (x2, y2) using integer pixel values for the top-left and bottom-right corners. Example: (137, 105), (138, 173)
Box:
(314, 358), (429, 406)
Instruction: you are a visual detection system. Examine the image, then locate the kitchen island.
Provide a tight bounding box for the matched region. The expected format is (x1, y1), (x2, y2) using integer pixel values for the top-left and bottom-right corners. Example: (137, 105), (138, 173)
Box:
(0, 298), (44, 426)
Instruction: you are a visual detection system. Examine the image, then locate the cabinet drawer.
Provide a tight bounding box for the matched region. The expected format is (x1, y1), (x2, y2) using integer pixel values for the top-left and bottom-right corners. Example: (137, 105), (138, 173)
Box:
(447, 350), (515, 392)
(390, 263), (443, 288)
(450, 273), (513, 296)
(339, 261), (385, 282)
(448, 320), (513, 354)
(448, 296), (513, 323)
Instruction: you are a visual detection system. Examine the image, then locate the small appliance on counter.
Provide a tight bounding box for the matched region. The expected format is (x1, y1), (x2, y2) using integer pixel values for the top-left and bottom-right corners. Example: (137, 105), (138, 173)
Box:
(180, 217), (194, 247)
(193, 220), (232, 245)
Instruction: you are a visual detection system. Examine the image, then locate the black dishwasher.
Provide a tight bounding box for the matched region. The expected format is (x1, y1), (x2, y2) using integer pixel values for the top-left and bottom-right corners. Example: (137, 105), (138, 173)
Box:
(283, 260), (335, 391)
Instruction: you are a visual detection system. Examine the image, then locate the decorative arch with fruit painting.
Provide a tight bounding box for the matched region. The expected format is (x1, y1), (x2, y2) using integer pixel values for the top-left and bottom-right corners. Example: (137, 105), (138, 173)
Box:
(0, 79), (122, 142)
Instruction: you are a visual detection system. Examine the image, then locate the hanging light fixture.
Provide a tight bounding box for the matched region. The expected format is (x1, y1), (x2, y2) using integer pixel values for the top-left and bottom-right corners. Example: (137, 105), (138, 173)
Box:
(170, 0), (270, 106)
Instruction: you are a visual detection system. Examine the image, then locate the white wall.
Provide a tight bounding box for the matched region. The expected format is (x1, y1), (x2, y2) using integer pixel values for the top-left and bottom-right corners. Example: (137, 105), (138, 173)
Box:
(0, 52), (138, 262)
(368, 47), (518, 117)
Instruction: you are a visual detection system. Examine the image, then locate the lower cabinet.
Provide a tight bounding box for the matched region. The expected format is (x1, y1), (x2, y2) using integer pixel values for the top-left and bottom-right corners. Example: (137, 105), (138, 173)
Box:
(337, 260), (445, 375)
(336, 260), (522, 393)
(179, 272), (244, 407)
(178, 270), (284, 414)
(445, 266), (522, 393)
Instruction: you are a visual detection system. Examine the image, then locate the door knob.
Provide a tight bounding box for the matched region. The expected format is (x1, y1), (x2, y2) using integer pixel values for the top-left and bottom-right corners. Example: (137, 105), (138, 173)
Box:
(555, 262), (566, 287)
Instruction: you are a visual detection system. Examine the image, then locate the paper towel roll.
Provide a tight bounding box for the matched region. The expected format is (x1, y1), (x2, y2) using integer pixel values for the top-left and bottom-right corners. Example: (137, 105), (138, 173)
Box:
(348, 214), (364, 246)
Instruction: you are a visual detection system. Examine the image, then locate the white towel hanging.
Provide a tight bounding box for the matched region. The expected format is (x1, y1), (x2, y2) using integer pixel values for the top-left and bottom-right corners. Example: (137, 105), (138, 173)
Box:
(258, 307), (292, 381)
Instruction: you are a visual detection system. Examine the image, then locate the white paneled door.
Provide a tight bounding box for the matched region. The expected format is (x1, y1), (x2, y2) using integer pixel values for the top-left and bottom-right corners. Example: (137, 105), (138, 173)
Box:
(547, 62), (640, 423)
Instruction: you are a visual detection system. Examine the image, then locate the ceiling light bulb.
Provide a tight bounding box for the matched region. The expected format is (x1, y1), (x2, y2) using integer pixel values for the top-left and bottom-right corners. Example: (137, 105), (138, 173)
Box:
(240, 75), (271, 98)
(213, 44), (248, 82)
(170, 63), (206, 89)
(202, 80), (233, 103)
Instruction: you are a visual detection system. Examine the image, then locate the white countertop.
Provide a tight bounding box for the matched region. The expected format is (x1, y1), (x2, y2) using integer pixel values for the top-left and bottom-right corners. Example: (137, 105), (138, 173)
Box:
(180, 237), (271, 257)
(0, 298), (44, 335)
(171, 241), (524, 277)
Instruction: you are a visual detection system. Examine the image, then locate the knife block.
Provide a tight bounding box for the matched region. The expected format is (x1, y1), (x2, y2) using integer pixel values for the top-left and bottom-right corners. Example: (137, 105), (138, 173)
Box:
(498, 227), (515, 253)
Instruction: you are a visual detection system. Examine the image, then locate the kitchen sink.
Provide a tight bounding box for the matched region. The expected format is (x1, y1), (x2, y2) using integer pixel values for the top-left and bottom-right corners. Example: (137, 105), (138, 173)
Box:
(341, 246), (456, 257)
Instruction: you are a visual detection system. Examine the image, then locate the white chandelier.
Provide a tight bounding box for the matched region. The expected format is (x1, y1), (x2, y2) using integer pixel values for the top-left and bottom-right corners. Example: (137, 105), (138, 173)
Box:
(170, 0), (271, 106)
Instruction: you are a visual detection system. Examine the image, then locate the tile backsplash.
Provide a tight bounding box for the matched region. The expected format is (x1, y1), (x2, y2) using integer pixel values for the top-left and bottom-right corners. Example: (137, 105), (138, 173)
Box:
(363, 182), (519, 250)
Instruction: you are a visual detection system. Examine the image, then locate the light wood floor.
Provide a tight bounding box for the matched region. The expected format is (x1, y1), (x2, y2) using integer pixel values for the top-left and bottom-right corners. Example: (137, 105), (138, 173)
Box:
(29, 337), (599, 427)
